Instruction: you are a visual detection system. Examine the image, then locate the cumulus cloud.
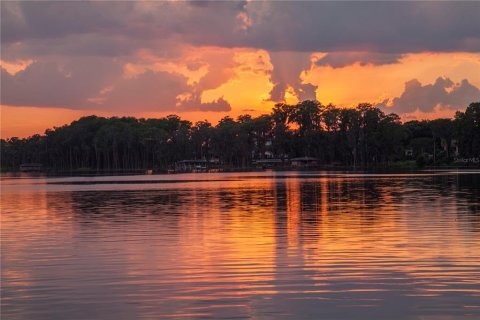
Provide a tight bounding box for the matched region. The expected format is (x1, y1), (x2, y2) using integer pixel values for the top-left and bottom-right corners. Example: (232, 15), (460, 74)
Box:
(268, 51), (317, 102)
(379, 77), (480, 114)
(192, 50), (237, 93)
(177, 95), (231, 112)
(98, 70), (189, 111)
(1, 59), (232, 112)
(1, 58), (123, 108)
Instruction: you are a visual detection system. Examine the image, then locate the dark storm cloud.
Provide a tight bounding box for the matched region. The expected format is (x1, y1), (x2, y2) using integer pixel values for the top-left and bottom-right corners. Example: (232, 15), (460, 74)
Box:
(379, 77), (480, 114)
(3, 1), (479, 54)
(315, 52), (404, 68)
(244, 2), (480, 53)
(1, 1), (246, 56)
(1, 1), (127, 44)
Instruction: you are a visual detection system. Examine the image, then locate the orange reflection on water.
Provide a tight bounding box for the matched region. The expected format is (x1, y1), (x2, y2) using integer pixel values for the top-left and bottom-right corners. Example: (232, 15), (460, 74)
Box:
(1, 172), (479, 319)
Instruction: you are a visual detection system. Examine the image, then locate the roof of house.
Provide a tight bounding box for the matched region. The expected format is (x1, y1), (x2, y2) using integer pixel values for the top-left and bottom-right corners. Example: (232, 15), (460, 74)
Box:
(253, 159), (284, 164)
(290, 157), (318, 161)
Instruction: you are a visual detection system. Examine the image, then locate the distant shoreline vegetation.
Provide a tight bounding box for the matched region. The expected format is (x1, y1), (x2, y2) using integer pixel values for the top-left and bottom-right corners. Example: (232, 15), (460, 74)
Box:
(1, 101), (480, 172)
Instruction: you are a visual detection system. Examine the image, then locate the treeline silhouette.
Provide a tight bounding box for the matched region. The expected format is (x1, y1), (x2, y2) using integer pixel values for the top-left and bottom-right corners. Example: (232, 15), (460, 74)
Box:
(1, 101), (479, 171)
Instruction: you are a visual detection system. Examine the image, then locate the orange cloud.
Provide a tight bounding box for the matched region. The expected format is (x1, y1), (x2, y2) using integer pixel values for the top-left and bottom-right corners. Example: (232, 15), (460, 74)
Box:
(0, 59), (33, 75)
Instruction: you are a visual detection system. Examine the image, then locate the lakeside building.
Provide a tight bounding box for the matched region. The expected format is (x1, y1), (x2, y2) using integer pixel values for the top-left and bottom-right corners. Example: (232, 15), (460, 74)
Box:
(175, 159), (220, 173)
(19, 163), (44, 172)
(252, 158), (286, 169)
(290, 157), (318, 168)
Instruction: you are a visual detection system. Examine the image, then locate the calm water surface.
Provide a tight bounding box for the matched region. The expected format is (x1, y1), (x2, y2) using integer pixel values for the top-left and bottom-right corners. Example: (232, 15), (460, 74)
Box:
(1, 171), (480, 319)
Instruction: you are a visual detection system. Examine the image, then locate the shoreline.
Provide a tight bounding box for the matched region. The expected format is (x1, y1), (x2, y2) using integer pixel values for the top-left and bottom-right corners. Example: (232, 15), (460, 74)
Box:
(2, 163), (480, 178)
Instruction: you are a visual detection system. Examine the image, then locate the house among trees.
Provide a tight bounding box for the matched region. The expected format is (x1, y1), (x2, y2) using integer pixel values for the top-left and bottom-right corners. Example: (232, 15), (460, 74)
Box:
(175, 159), (219, 173)
(252, 158), (285, 169)
(291, 157), (318, 168)
(442, 139), (459, 157)
(19, 163), (43, 172)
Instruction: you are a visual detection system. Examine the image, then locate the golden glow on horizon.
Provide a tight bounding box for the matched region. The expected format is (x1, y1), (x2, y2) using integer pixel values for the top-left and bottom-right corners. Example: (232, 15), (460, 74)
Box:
(0, 105), (234, 138)
(1, 106), (114, 138)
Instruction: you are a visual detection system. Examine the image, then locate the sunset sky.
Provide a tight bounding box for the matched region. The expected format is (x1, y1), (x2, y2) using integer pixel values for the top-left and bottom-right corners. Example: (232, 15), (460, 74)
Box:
(1, 1), (480, 138)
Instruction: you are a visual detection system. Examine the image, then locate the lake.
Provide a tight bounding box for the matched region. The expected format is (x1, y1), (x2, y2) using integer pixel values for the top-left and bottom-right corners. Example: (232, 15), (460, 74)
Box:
(1, 171), (479, 319)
